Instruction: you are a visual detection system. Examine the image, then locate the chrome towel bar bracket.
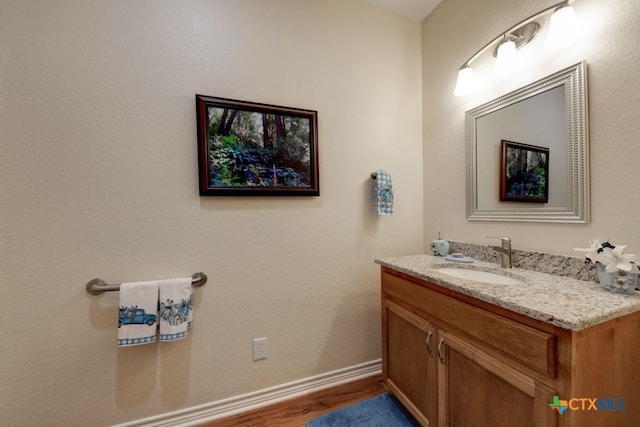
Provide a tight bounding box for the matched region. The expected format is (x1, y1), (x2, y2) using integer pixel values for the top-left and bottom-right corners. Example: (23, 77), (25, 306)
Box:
(86, 272), (208, 295)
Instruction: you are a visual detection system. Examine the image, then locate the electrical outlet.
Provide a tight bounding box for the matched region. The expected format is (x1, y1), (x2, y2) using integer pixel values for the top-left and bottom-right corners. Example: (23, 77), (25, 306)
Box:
(253, 337), (267, 361)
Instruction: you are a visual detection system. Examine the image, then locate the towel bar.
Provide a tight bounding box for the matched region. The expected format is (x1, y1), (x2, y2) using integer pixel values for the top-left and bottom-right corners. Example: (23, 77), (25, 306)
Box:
(86, 272), (207, 295)
(371, 172), (377, 179)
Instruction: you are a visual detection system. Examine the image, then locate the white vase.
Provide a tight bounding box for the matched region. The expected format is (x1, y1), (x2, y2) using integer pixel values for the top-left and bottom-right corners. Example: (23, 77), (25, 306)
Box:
(597, 264), (638, 295)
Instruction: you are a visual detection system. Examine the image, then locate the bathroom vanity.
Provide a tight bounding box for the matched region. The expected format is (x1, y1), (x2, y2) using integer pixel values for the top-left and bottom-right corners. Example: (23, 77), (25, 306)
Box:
(377, 255), (640, 427)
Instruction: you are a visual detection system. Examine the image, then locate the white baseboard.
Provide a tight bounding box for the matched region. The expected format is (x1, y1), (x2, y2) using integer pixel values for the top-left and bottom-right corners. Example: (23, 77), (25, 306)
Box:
(116, 359), (382, 427)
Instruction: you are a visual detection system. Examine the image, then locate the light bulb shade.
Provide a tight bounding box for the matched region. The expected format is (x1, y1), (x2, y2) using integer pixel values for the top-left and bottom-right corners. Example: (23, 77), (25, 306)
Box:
(494, 40), (518, 75)
(546, 5), (577, 49)
(454, 67), (475, 97)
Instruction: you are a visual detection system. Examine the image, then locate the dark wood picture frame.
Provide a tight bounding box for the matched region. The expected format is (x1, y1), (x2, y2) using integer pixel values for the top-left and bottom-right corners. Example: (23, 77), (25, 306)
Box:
(500, 140), (549, 203)
(196, 95), (319, 196)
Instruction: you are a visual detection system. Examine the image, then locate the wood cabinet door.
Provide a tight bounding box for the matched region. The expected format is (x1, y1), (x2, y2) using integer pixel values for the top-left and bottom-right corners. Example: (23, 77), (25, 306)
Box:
(437, 330), (557, 427)
(384, 300), (438, 426)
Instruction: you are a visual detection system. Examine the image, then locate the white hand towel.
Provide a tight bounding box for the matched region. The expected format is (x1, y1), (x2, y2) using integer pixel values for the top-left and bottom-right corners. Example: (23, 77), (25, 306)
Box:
(158, 278), (193, 342)
(117, 281), (159, 347)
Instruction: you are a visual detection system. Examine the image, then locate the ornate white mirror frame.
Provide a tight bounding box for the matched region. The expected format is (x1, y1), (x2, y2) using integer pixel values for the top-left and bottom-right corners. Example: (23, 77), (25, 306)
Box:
(466, 61), (589, 223)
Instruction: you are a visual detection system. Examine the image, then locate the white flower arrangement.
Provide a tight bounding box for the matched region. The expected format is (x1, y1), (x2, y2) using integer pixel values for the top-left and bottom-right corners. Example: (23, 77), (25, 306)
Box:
(574, 237), (638, 273)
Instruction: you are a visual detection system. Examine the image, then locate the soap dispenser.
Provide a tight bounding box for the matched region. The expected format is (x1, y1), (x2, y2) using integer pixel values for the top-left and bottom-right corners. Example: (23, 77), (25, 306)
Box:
(430, 232), (450, 257)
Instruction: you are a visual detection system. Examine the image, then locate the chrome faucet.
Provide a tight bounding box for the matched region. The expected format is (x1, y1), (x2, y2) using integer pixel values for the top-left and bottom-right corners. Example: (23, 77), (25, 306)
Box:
(487, 236), (512, 268)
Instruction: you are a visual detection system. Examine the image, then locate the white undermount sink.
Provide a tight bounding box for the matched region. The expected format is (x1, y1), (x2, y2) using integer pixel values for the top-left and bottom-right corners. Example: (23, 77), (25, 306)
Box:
(436, 267), (525, 285)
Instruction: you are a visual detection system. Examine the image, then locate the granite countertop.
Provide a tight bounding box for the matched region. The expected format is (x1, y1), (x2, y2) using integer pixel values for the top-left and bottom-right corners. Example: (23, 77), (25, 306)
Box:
(376, 254), (640, 331)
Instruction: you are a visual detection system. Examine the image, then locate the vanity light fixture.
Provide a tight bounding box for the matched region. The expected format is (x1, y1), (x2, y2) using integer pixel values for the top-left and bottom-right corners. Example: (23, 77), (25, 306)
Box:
(453, 66), (475, 97)
(546, 3), (578, 49)
(453, 0), (577, 96)
(494, 36), (519, 75)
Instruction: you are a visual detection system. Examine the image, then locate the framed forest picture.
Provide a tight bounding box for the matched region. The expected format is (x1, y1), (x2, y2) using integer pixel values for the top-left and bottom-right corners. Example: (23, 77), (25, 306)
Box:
(196, 95), (319, 196)
(500, 140), (549, 203)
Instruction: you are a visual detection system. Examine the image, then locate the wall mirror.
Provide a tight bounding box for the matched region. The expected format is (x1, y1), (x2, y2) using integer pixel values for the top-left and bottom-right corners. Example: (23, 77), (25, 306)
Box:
(466, 62), (589, 223)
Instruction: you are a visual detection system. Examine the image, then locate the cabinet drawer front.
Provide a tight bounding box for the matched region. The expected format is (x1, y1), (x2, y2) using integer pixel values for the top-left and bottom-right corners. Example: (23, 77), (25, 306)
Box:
(383, 271), (557, 378)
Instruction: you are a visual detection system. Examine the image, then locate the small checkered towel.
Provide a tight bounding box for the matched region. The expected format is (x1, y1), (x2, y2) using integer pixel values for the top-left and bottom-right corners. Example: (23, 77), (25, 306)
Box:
(375, 170), (394, 216)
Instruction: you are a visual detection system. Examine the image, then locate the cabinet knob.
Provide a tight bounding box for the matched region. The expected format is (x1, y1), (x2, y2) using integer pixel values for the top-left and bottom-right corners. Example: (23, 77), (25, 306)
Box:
(437, 338), (446, 364)
(425, 331), (434, 356)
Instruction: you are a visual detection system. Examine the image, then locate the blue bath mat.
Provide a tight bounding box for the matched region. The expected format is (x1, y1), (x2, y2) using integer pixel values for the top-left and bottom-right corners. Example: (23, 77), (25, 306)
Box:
(306, 393), (419, 427)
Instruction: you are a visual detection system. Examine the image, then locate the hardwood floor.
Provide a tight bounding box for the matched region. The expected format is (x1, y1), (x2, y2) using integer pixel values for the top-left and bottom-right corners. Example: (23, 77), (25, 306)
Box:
(202, 375), (387, 427)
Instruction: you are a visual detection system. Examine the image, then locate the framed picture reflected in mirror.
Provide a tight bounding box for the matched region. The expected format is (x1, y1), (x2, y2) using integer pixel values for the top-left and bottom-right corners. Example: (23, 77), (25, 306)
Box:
(500, 140), (549, 203)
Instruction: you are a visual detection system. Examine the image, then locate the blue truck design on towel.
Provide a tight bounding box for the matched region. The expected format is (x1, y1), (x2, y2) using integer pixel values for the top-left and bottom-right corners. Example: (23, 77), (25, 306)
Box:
(118, 306), (157, 328)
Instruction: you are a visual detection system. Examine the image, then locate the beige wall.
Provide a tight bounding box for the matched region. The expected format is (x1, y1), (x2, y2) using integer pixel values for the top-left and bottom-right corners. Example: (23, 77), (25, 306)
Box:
(6, 0), (637, 424)
(423, 0), (640, 255)
(0, 1), (423, 425)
